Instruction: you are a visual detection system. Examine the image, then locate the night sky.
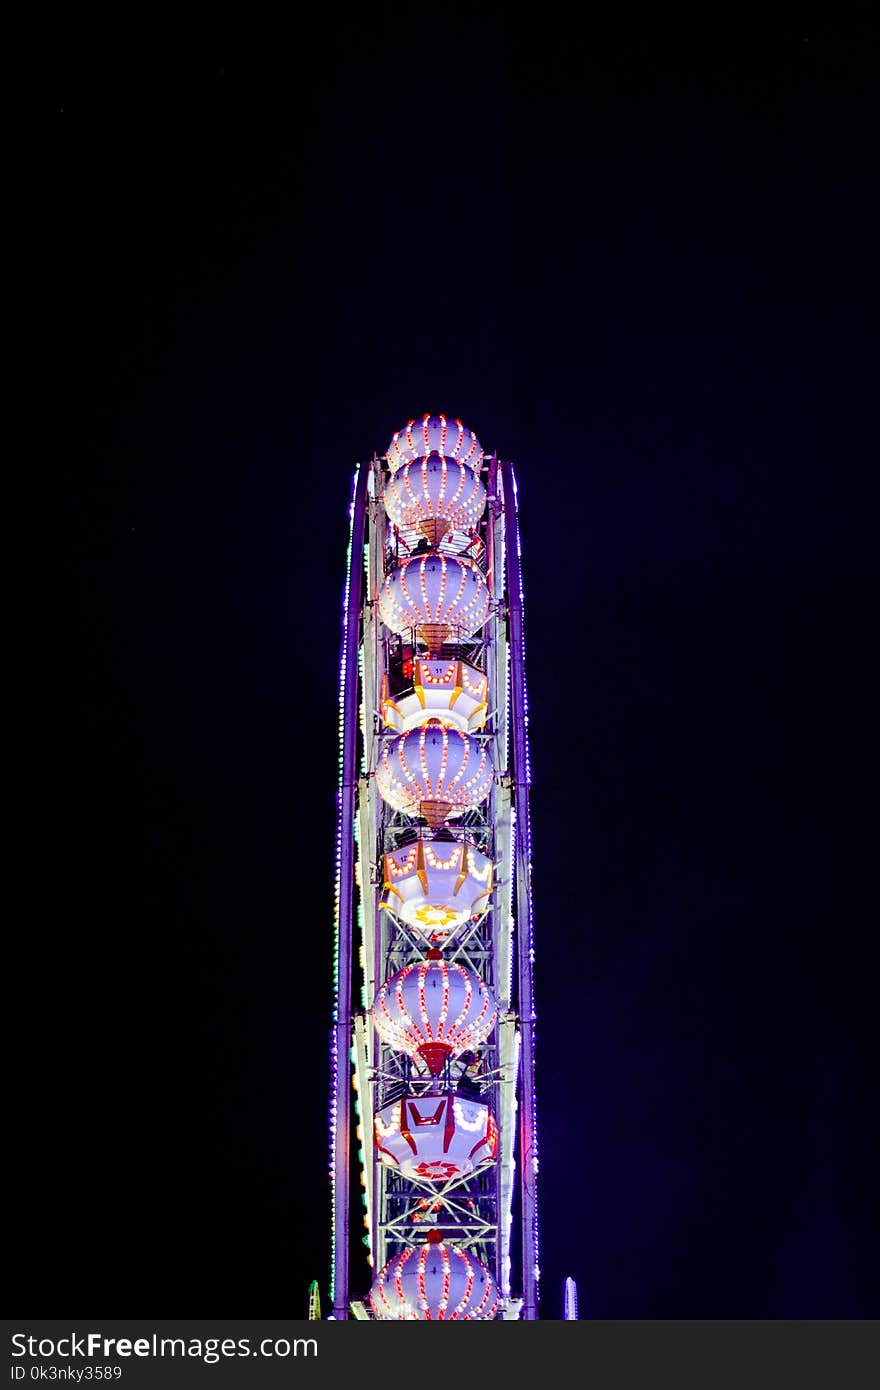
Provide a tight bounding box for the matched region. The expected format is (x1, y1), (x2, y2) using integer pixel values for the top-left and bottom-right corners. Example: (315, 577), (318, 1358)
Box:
(14, 11), (877, 1317)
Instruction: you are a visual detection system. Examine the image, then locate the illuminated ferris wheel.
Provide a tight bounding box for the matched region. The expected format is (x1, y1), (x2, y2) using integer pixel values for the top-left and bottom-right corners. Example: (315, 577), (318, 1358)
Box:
(329, 416), (540, 1320)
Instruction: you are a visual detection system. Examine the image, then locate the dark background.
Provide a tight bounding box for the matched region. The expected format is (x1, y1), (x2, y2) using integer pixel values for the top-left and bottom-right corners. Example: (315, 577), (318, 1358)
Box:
(13, 8), (877, 1316)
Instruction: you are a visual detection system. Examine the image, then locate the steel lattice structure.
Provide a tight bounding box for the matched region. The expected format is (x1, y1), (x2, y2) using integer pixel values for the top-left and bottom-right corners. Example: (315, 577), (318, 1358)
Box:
(329, 418), (539, 1319)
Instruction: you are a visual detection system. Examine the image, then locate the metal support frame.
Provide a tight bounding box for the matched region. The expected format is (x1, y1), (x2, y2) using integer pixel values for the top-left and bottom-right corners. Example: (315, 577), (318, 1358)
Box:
(331, 445), (540, 1319)
(330, 461), (369, 1319)
(501, 459), (541, 1320)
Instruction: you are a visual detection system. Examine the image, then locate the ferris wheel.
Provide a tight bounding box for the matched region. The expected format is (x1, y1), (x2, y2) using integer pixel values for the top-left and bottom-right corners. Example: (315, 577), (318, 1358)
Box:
(328, 416), (540, 1320)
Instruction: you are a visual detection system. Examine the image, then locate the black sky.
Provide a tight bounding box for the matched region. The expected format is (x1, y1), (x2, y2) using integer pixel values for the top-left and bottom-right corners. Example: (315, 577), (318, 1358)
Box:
(13, 9), (878, 1317)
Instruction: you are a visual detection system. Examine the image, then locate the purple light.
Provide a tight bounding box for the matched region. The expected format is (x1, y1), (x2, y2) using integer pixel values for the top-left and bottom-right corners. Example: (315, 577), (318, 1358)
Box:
(329, 462), (369, 1315)
(502, 457), (541, 1313)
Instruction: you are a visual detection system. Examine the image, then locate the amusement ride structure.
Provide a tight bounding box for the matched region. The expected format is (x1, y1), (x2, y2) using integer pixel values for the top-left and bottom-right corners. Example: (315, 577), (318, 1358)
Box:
(329, 415), (544, 1320)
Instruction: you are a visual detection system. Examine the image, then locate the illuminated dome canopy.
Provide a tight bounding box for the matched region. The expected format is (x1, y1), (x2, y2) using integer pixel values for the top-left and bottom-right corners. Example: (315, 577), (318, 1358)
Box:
(381, 657), (489, 734)
(375, 720), (493, 828)
(381, 836), (493, 939)
(370, 1233), (500, 1320)
(385, 415), (484, 475)
(371, 953), (497, 1075)
(378, 552), (490, 649)
(382, 454), (487, 549)
(375, 1092), (498, 1181)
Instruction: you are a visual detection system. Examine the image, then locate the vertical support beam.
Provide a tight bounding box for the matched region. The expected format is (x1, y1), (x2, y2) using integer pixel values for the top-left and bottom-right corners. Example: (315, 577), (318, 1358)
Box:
(367, 458), (388, 1278)
(500, 458), (541, 1321)
(331, 460), (369, 1319)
